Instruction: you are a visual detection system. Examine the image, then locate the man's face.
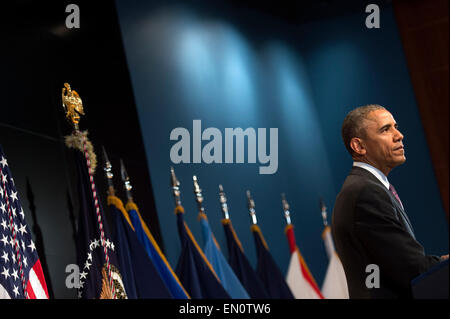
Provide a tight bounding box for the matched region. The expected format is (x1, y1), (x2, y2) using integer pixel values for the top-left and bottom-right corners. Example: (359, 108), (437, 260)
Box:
(360, 109), (406, 175)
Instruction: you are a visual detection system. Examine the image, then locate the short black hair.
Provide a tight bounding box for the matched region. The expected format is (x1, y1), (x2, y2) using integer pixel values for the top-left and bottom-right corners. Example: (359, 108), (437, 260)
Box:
(341, 104), (385, 156)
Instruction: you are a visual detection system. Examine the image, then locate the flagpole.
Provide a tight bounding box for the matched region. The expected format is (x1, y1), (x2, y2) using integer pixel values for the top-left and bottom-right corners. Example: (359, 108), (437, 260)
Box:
(218, 185), (230, 220)
(320, 198), (336, 261)
(281, 193), (292, 225)
(62, 82), (117, 299)
(102, 146), (115, 197)
(170, 167), (182, 208)
(319, 198), (328, 227)
(192, 175), (205, 215)
(246, 190), (258, 225)
(120, 159), (134, 203)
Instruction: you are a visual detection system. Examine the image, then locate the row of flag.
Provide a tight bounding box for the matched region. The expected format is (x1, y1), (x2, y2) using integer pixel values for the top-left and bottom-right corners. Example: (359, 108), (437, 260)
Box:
(2, 82), (349, 299)
(0, 133), (349, 299)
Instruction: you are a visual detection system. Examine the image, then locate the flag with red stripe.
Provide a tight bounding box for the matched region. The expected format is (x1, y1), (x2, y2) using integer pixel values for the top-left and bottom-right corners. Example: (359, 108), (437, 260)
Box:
(0, 145), (49, 299)
(285, 224), (324, 299)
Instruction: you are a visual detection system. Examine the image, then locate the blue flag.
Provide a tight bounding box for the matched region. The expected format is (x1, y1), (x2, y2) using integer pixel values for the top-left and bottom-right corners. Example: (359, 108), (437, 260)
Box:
(251, 224), (294, 299)
(109, 195), (173, 298)
(222, 219), (269, 299)
(174, 205), (230, 299)
(70, 142), (127, 299)
(199, 213), (250, 299)
(125, 201), (189, 299)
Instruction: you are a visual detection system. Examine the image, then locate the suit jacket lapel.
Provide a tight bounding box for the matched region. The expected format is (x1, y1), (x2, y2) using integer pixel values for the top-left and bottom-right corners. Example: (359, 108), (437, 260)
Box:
(350, 167), (416, 239)
(385, 188), (416, 238)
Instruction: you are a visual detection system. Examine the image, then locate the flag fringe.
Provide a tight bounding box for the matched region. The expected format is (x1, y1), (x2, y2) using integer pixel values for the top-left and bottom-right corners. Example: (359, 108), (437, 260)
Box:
(250, 224), (269, 251)
(284, 224), (294, 234)
(174, 205), (184, 215)
(321, 225), (331, 240)
(222, 219), (244, 253)
(197, 212), (208, 222)
(296, 248), (323, 297)
(183, 220), (222, 284)
(125, 201), (139, 213)
(127, 202), (191, 298)
(107, 195), (135, 231)
(64, 130), (97, 173)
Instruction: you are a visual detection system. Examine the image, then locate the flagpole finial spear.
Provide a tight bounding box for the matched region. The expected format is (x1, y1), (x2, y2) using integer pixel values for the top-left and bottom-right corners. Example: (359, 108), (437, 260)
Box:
(102, 146), (115, 197)
(170, 167), (181, 207)
(246, 190), (257, 225)
(120, 159), (133, 202)
(281, 193), (291, 225)
(192, 175), (205, 214)
(320, 198), (328, 227)
(218, 184), (230, 220)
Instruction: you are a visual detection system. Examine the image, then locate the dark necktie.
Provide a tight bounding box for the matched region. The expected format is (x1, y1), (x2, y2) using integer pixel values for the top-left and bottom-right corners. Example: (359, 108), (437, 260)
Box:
(389, 184), (404, 210)
(389, 183), (415, 238)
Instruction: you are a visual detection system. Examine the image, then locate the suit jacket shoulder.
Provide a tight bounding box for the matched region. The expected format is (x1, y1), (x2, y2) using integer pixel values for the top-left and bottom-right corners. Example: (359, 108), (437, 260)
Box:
(332, 166), (440, 299)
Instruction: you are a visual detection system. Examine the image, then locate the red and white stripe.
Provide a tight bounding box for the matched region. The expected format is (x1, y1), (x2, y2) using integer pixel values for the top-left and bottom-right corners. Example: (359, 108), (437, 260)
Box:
(26, 259), (49, 299)
(285, 225), (324, 299)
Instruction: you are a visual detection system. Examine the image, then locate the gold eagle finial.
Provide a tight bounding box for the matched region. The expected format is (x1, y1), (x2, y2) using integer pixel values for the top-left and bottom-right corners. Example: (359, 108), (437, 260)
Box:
(62, 82), (84, 130)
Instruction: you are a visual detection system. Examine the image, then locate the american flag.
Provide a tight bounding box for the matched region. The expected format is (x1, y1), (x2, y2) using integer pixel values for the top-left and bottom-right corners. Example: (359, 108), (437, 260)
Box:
(0, 145), (49, 299)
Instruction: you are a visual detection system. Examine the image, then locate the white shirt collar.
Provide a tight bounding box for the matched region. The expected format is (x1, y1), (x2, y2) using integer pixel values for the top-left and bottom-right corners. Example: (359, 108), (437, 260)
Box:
(353, 162), (390, 189)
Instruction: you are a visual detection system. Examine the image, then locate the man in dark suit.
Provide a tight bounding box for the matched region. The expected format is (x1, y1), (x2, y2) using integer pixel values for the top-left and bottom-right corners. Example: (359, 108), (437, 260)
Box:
(332, 104), (448, 299)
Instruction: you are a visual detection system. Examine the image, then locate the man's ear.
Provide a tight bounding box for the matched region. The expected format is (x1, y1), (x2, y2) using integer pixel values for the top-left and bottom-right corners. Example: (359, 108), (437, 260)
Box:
(350, 137), (366, 156)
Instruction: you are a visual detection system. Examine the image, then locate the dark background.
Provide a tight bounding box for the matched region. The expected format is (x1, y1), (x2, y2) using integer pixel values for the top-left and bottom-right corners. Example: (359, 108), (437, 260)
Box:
(0, 0), (447, 298)
(1, 0), (161, 298)
(114, 0), (449, 289)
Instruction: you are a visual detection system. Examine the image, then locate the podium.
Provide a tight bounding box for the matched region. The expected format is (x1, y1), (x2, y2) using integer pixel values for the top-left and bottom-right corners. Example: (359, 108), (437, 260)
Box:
(411, 259), (449, 299)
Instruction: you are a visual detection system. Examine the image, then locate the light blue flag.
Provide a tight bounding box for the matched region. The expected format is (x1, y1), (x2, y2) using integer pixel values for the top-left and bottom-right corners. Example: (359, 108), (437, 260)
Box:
(199, 214), (250, 299)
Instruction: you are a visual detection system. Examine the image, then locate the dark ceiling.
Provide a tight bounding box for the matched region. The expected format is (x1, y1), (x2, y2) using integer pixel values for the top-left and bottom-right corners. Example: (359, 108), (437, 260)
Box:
(228, 0), (393, 24)
(3, 0), (394, 35)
